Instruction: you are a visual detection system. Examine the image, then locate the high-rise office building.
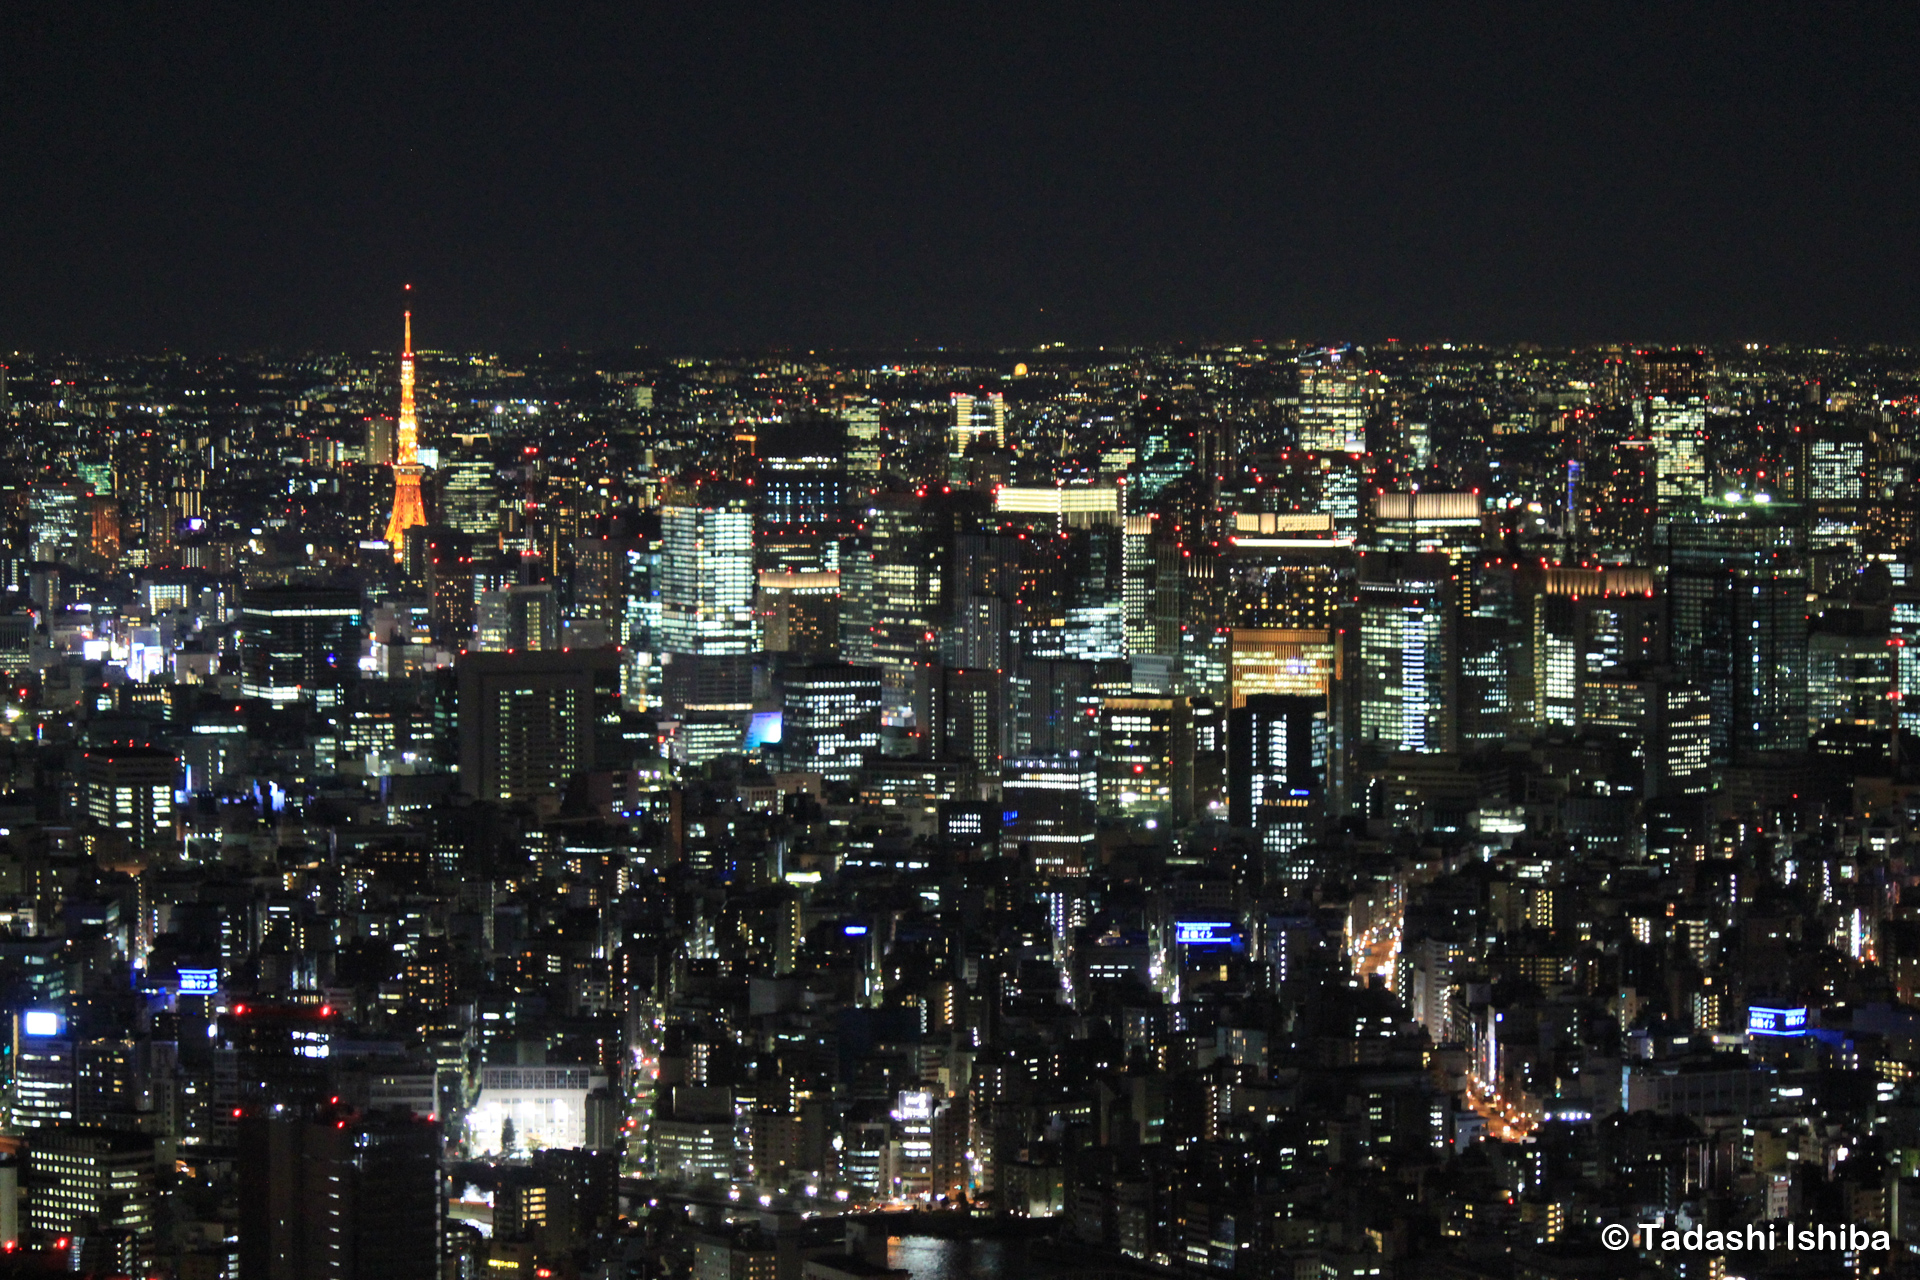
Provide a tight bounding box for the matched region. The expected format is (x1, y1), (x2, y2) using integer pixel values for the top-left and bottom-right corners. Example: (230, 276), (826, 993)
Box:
(844, 402), (883, 479)
(1098, 697), (1189, 824)
(777, 664), (882, 782)
(863, 493), (988, 731)
(935, 667), (1003, 768)
(27, 482), (87, 566)
(456, 649), (623, 801)
(1527, 568), (1660, 732)
(759, 420), (846, 528)
(1801, 422), (1871, 545)
(239, 1111), (442, 1280)
(475, 583), (558, 652)
(757, 570), (840, 659)
(1641, 350), (1707, 510)
(424, 527), (475, 645)
(950, 391), (1006, 451)
(1666, 498), (1809, 763)
(1227, 628), (1339, 707)
(82, 746), (178, 850)
(1297, 358), (1369, 456)
(1008, 658), (1114, 760)
(1001, 756), (1098, 874)
(660, 497), (757, 656)
(1580, 669), (1712, 798)
(1807, 605), (1897, 763)
(624, 522), (664, 708)
(238, 588), (363, 707)
(1369, 492), (1482, 566)
(14, 1009), (74, 1130)
(1228, 694), (1327, 864)
(1356, 553), (1457, 754)
(570, 534), (628, 632)
(28, 1125), (155, 1271)
(658, 494), (756, 746)
(436, 457), (500, 537)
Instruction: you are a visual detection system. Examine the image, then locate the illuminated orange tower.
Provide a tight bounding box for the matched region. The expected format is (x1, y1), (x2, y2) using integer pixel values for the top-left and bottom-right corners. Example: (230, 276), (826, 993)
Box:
(383, 302), (427, 556)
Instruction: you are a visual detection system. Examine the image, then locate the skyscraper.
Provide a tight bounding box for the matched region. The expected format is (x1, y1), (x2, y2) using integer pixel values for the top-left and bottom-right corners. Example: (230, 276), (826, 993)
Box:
(14, 1009), (74, 1129)
(82, 746), (179, 851)
(238, 588), (363, 707)
(1666, 497), (1809, 762)
(1228, 694), (1327, 864)
(239, 1111), (442, 1280)
(1297, 357), (1369, 456)
(1369, 492), (1482, 566)
(27, 482), (87, 567)
(1641, 350), (1707, 510)
(28, 1126), (155, 1272)
(383, 308), (428, 557)
(758, 420), (846, 529)
(1356, 553), (1457, 754)
(845, 401), (883, 480)
(475, 582), (558, 652)
(436, 457), (499, 537)
(951, 391), (1006, 451)
(456, 649), (623, 801)
(659, 494), (756, 756)
(776, 663), (882, 781)
(659, 497), (757, 657)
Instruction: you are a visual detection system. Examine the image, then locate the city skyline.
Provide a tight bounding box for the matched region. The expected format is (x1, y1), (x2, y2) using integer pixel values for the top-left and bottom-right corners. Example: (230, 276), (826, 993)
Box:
(7, 3), (1920, 1277)
(0, 322), (1916, 1274)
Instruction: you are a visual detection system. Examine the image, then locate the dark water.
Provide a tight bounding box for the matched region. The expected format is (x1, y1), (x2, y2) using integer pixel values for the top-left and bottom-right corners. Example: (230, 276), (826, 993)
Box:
(888, 1236), (1025, 1280)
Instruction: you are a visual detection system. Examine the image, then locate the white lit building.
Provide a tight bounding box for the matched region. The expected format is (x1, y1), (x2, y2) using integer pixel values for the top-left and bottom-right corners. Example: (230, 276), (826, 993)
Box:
(466, 1064), (609, 1155)
(660, 502), (757, 656)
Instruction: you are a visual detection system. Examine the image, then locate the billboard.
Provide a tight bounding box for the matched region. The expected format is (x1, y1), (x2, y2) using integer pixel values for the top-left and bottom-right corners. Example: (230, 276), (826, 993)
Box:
(178, 969), (220, 995)
(21, 1010), (62, 1037)
(1748, 1006), (1809, 1036)
(746, 711), (783, 749)
(1174, 921), (1236, 946)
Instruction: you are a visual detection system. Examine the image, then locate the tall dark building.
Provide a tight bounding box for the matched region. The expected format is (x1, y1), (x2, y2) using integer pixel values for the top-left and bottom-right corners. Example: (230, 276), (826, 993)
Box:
(238, 587), (363, 707)
(935, 666), (1003, 767)
(1666, 499), (1809, 763)
(456, 649), (624, 801)
(424, 526), (476, 647)
(1229, 694), (1327, 867)
(776, 663), (881, 782)
(239, 1110), (441, 1280)
(758, 419), (847, 529)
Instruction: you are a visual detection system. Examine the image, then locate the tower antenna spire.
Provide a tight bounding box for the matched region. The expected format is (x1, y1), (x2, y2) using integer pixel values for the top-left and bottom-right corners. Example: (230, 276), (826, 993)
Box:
(383, 289), (427, 557)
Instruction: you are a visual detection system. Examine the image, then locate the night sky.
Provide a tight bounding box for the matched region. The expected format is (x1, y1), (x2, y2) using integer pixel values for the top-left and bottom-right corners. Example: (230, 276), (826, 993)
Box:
(6, 2), (1920, 352)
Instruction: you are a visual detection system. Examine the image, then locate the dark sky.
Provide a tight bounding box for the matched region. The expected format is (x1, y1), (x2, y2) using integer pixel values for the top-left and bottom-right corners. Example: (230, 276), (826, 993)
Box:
(6, 1), (1920, 352)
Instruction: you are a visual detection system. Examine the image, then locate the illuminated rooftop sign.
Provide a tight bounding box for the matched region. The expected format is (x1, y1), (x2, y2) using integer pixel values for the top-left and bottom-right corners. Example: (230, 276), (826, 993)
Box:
(1748, 1006), (1809, 1036)
(1174, 921), (1235, 946)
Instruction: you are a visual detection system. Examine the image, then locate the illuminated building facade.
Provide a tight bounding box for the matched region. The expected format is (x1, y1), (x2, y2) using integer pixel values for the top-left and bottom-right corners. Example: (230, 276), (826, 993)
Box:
(1357, 554), (1457, 754)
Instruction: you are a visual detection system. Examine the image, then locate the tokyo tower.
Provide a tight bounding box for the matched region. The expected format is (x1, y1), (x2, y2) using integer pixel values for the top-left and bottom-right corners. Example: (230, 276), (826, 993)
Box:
(382, 304), (428, 556)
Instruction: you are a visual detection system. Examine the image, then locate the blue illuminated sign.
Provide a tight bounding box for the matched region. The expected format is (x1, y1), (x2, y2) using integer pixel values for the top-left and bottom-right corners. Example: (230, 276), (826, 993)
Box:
(843, 924), (868, 937)
(1747, 1006), (1809, 1036)
(1174, 921), (1235, 946)
(22, 1010), (61, 1037)
(746, 711), (783, 749)
(179, 969), (220, 995)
